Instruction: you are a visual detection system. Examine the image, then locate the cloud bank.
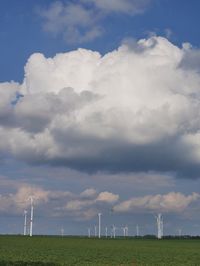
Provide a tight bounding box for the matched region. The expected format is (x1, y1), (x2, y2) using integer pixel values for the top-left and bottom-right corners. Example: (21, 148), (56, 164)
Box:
(0, 180), (118, 220)
(114, 192), (199, 213)
(1, 36), (200, 177)
(0, 177), (198, 219)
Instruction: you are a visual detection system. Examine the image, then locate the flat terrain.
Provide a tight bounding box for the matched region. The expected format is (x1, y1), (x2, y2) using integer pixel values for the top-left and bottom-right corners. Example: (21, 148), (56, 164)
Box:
(0, 236), (200, 265)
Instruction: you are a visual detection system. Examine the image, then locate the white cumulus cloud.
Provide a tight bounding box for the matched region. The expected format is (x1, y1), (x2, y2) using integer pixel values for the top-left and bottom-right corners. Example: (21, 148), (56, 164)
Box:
(96, 191), (119, 203)
(1, 36), (200, 176)
(0, 178), (119, 220)
(113, 192), (200, 213)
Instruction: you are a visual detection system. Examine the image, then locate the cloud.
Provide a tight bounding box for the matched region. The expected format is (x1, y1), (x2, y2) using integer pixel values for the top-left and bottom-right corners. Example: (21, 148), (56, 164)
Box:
(0, 82), (19, 128)
(80, 188), (97, 198)
(0, 176), (199, 221)
(96, 191), (119, 203)
(60, 190), (119, 220)
(1, 36), (200, 177)
(64, 199), (91, 211)
(113, 192), (200, 213)
(180, 43), (200, 73)
(38, 0), (150, 44)
(0, 178), (118, 220)
(81, 0), (150, 14)
(0, 184), (50, 214)
(38, 1), (102, 44)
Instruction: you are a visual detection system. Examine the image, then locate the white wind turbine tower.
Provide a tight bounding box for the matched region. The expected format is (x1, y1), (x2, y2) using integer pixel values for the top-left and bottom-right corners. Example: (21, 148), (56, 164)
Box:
(136, 225), (139, 237)
(29, 196), (34, 237)
(156, 213), (163, 239)
(88, 228), (91, 238)
(61, 228), (64, 237)
(125, 225), (128, 237)
(105, 227), (108, 238)
(112, 225), (116, 238)
(178, 228), (182, 237)
(122, 227), (126, 237)
(94, 225), (97, 237)
(98, 213), (102, 238)
(110, 226), (113, 238)
(122, 226), (128, 237)
(23, 210), (27, 236)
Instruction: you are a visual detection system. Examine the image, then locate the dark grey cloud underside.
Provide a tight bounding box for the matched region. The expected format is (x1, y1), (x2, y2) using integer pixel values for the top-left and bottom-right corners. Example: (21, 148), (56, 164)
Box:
(19, 137), (200, 178)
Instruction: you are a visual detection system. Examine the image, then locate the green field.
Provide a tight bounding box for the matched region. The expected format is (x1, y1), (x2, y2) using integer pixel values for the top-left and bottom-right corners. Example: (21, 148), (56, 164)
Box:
(0, 236), (200, 266)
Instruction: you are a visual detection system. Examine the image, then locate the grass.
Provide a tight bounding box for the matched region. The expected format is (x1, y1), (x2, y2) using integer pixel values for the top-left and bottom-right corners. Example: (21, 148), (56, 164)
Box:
(0, 236), (200, 265)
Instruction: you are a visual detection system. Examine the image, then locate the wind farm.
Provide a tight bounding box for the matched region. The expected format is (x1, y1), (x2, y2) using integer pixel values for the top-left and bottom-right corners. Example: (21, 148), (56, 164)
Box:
(1, 184), (200, 266)
(1, 0), (200, 265)
(18, 208), (175, 240)
(1, 204), (200, 265)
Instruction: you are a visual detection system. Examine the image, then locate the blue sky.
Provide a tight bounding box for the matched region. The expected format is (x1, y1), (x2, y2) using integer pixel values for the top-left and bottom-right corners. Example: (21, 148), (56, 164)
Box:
(1, 0), (200, 82)
(1, 0), (200, 236)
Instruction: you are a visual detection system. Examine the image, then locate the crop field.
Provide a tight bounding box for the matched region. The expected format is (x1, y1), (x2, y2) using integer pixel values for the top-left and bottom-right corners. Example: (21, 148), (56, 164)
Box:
(0, 236), (200, 266)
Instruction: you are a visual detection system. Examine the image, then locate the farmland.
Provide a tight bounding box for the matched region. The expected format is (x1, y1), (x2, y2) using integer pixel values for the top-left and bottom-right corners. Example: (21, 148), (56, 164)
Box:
(0, 236), (200, 265)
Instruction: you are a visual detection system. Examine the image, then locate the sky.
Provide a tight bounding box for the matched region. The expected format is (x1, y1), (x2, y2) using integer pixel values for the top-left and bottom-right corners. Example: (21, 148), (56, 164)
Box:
(1, 0), (200, 236)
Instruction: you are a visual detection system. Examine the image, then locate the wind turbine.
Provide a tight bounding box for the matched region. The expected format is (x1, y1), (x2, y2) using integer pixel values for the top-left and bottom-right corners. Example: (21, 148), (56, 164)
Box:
(125, 225), (128, 237)
(23, 210), (27, 236)
(178, 228), (182, 237)
(122, 227), (126, 237)
(61, 228), (64, 237)
(105, 226), (108, 238)
(88, 228), (91, 238)
(110, 226), (113, 238)
(136, 225), (139, 237)
(122, 226), (128, 237)
(155, 213), (163, 239)
(94, 225), (97, 237)
(98, 213), (102, 238)
(112, 225), (117, 238)
(29, 196), (34, 237)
